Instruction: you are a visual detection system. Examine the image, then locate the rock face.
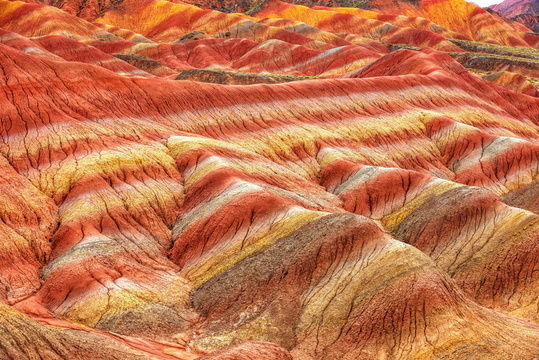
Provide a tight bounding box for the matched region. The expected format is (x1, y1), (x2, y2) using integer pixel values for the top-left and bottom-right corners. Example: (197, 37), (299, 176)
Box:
(490, 0), (539, 37)
(511, 13), (539, 32)
(197, 342), (293, 360)
(2, 0), (539, 359)
(491, 0), (539, 19)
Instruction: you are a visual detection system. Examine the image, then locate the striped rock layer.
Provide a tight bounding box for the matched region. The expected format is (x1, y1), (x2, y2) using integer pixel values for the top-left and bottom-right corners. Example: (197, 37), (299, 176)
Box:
(5, 0), (539, 92)
(2, 0), (539, 359)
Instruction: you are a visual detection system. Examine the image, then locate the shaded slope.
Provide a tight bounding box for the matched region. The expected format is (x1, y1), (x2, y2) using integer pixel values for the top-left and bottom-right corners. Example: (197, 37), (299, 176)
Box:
(390, 185), (539, 322)
(502, 179), (539, 213)
(0, 304), (150, 360)
(0, 155), (57, 304)
(191, 213), (539, 359)
(511, 13), (539, 32)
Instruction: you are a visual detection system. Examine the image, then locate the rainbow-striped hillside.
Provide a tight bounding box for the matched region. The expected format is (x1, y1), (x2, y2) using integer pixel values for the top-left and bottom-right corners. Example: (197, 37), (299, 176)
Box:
(2, 0), (539, 359)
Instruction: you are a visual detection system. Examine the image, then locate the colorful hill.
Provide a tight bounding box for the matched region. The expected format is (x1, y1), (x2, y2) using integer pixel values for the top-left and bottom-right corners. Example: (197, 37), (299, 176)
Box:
(490, 0), (539, 36)
(254, 0), (535, 47)
(491, 0), (539, 19)
(87, 37), (382, 76)
(3, 0), (539, 359)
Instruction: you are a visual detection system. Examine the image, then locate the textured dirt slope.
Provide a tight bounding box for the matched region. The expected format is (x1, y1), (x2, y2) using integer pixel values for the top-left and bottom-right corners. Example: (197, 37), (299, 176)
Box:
(254, 0), (536, 47)
(88, 37), (381, 76)
(3, 24), (539, 358)
(9, 0), (539, 81)
(3, 0), (539, 359)
(490, 0), (539, 36)
(0, 0), (385, 77)
(491, 0), (539, 18)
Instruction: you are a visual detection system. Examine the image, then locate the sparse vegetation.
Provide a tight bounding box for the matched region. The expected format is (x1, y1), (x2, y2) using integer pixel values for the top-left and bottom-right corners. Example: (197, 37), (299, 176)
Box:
(175, 68), (319, 85)
(447, 51), (539, 65)
(245, 0), (266, 15)
(450, 39), (539, 60)
(389, 44), (420, 51)
(238, 71), (319, 80)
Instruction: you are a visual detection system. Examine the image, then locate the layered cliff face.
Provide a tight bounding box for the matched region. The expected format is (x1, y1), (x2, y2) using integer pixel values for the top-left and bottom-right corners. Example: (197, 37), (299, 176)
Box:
(2, 0), (539, 359)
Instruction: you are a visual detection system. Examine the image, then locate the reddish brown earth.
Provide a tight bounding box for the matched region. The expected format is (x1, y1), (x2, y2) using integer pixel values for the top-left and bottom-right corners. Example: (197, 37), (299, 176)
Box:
(511, 13), (539, 32)
(483, 70), (539, 96)
(2, 0), (539, 359)
(491, 0), (539, 19)
(490, 0), (539, 39)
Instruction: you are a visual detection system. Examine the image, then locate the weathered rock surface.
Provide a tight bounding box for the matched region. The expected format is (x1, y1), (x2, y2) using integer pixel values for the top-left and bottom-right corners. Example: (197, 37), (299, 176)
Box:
(197, 342), (293, 360)
(491, 0), (539, 19)
(2, 0), (539, 359)
(483, 70), (539, 96)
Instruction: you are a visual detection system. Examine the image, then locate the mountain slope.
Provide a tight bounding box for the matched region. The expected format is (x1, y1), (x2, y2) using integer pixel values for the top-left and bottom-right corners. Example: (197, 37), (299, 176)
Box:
(491, 0), (539, 18)
(2, 0), (539, 359)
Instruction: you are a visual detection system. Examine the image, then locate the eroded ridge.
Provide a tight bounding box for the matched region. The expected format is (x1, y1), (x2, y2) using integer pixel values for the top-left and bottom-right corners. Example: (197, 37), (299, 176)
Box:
(2, 0), (539, 359)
